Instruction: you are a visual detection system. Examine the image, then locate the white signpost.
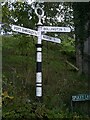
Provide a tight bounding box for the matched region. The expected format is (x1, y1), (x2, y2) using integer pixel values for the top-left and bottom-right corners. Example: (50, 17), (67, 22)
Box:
(41, 26), (71, 32)
(42, 35), (61, 43)
(12, 25), (38, 36)
(11, 6), (71, 101)
(12, 25), (61, 43)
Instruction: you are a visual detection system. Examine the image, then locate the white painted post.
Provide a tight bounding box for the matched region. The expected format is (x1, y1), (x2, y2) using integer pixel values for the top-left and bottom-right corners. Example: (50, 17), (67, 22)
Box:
(36, 26), (42, 98)
(35, 7), (44, 100)
(11, 6), (71, 101)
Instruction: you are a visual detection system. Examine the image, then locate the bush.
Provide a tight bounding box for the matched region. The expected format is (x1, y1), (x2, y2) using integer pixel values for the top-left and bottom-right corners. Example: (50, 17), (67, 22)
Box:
(60, 35), (75, 56)
(2, 97), (90, 120)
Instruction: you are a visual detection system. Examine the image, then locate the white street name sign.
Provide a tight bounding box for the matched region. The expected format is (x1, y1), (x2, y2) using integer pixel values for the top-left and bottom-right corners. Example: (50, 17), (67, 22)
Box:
(12, 25), (38, 36)
(41, 26), (71, 32)
(42, 35), (61, 43)
(12, 25), (61, 43)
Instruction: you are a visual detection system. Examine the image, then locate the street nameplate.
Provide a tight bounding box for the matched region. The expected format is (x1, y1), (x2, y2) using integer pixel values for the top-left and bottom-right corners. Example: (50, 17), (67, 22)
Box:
(42, 35), (61, 43)
(72, 94), (90, 102)
(12, 25), (38, 36)
(12, 25), (61, 43)
(41, 26), (71, 32)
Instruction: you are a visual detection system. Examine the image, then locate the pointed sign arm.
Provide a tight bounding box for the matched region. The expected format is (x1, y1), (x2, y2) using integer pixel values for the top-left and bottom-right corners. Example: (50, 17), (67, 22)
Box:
(11, 25), (61, 43)
(41, 26), (71, 32)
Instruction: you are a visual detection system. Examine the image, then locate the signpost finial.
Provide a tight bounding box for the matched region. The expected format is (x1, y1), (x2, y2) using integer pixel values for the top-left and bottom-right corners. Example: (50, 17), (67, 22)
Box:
(35, 7), (44, 25)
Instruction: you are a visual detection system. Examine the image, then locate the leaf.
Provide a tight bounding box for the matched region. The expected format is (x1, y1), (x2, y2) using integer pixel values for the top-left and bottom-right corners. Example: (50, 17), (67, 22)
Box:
(2, 91), (8, 97)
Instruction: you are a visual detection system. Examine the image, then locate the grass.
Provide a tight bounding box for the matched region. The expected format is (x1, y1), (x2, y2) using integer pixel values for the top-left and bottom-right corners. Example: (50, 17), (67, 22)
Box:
(2, 35), (89, 118)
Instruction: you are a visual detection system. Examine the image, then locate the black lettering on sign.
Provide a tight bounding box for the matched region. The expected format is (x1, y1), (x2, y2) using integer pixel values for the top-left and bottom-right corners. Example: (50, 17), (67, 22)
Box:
(14, 27), (21, 31)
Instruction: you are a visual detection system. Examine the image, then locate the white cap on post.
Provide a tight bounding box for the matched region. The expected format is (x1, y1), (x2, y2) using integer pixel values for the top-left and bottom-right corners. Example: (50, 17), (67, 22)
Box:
(35, 7), (44, 25)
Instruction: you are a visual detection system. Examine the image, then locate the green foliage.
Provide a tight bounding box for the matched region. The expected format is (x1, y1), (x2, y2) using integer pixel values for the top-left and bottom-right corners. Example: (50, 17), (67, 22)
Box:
(72, 2), (90, 55)
(2, 97), (90, 119)
(2, 35), (36, 100)
(2, 2), (37, 34)
(59, 34), (75, 64)
(2, 35), (89, 118)
(72, 2), (90, 39)
(3, 100), (35, 120)
(2, 2), (74, 33)
(60, 35), (75, 55)
(2, 2), (90, 119)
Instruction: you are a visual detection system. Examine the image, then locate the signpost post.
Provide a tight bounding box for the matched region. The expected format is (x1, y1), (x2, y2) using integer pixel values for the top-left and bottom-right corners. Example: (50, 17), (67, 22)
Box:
(11, 6), (71, 101)
(36, 26), (42, 99)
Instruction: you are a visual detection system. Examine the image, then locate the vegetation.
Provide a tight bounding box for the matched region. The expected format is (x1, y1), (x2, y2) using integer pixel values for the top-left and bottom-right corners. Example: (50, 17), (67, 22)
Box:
(2, 35), (89, 119)
(1, 1), (90, 119)
(72, 2), (90, 74)
(2, 99), (90, 119)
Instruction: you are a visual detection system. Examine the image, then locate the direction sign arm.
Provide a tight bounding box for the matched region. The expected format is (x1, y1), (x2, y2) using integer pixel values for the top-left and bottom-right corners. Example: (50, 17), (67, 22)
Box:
(11, 25), (38, 36)
(41, 26), (71, 32)
(42, 35), (61, 43)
